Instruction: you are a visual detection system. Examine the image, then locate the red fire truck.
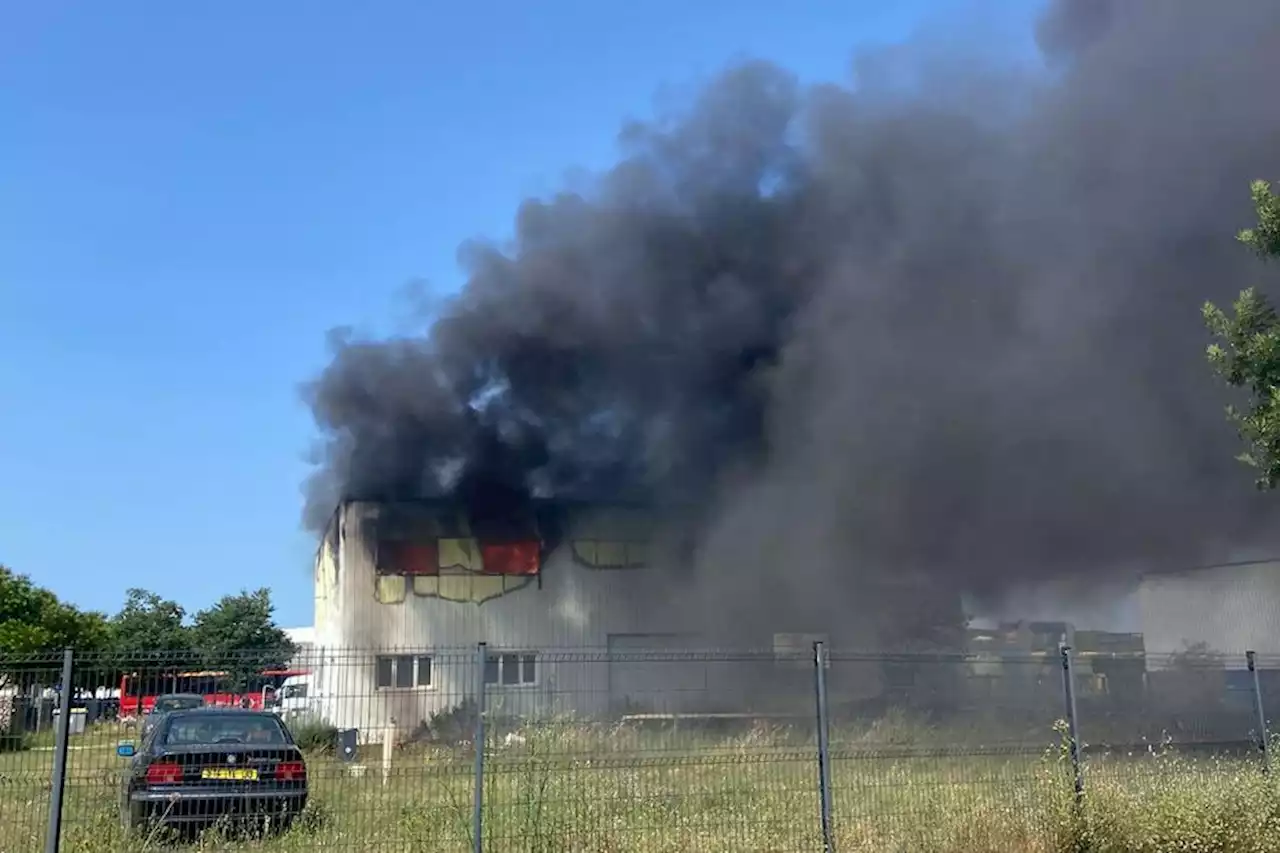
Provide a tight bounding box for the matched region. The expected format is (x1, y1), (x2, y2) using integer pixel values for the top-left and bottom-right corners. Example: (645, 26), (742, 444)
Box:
(118, 667), (307, 717)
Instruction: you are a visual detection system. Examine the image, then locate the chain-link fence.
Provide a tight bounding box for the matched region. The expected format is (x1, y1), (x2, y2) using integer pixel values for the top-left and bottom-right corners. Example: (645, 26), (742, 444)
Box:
(1, 644), (1276, 852)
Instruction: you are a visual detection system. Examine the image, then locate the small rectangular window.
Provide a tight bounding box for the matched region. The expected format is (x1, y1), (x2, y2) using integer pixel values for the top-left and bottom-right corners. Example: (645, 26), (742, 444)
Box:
(394, 655), (414, 689)
(484, 654), (500, 685)
(375, 656), (394, 689)
(377, 655), (433, 690)
(483, 651), (538, 686)
(501, 654), (519, 685)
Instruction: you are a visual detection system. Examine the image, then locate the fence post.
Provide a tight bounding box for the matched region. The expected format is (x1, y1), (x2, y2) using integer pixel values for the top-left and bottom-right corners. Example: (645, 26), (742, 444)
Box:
(44, 648), (74, 853)
(813, 641), (835, 853)
(472, 642), (488, 853)
(1247, 650), (1270, 774)
(1059, 644), (1084, 804)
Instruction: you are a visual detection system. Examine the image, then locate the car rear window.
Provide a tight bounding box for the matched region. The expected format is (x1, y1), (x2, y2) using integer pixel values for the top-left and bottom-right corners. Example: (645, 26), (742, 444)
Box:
(163, 715), (289, 746)
(153, 697), (204, 713)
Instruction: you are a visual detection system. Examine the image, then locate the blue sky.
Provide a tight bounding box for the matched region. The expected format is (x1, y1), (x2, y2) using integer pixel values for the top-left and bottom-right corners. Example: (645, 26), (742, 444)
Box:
(0, 1), (1038, 628)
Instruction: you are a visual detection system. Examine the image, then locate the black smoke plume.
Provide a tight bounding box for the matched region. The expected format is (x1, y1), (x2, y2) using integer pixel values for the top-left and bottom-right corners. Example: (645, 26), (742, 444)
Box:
(305, 0), (1280, 640)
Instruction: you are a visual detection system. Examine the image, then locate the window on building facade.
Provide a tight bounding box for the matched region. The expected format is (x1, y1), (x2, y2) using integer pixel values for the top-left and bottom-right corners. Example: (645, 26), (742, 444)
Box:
(484, 652), (538, 686)
(375, 655), (433, 689)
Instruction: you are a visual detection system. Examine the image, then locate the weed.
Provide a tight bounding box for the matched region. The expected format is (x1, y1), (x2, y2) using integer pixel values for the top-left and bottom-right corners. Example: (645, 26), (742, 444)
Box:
(287, 716), (339, 754)
(1, 716), (1277, 851)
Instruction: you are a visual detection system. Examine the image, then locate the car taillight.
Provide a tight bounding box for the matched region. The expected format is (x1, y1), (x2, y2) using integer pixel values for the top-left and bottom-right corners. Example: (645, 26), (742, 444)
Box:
(276, 761), (306, 781)
(146, 761), (183, 784)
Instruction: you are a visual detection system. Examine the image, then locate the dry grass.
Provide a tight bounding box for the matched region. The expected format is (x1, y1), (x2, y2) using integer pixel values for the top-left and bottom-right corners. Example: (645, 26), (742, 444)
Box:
(1, 717), (1277, 852)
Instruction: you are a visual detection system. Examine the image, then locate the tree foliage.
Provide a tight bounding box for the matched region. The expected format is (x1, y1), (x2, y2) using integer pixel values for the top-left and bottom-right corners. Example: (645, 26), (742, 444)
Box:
(1205, 180), (1280, 488)
(0, 565), (108, 657)
(190, 589), (296, 687)
(108, 587), (192, 664)
(0, 566), (295, 694)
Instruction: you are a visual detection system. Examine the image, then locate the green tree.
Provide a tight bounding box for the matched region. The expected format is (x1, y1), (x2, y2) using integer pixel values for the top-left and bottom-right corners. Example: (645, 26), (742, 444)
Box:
(0, 566), (108, 690)
(190, 589), (296, 688)
(0, 565), (109, 656)
(108, 588), (191, 654)
(1205, 180), (1280, 487)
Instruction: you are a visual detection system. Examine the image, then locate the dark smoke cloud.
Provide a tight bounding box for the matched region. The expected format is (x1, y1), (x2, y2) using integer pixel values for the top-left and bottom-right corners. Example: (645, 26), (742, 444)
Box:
(305, 0), (1280, 640)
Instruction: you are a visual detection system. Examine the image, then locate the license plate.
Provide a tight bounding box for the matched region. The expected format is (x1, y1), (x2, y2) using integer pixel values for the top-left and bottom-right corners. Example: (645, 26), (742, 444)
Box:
(201, 768), (258, 781)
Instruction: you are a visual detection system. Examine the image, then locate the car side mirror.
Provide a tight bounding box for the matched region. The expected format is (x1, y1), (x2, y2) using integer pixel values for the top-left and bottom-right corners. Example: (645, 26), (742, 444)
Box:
(116, 742), (136, 758)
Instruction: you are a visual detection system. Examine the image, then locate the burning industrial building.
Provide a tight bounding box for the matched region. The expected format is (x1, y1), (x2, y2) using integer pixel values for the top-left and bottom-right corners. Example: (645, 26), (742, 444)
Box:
(302, 0), (1280, 731)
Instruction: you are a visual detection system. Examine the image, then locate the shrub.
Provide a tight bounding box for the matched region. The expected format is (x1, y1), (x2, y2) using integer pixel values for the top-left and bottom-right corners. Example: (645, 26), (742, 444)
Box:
(288, 715), (339, 754)
(409, 698), (479, 746)
(0, 731), (29, 752)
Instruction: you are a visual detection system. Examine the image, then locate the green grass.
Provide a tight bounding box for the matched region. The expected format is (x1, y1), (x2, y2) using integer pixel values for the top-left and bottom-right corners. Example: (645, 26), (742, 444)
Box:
(1, 717), (1278, 852)
(14, 718), (128, 752)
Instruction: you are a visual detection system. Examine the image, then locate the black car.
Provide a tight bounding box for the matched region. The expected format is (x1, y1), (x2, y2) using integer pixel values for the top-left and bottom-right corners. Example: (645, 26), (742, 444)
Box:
(118, 707), (308, 833)
(141, 693), (206, 739)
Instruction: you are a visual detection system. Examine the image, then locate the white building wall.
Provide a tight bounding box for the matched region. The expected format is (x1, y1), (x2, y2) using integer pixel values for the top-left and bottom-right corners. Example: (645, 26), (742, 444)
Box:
(1138, 560), (1280, 667)
(281, 627), (316, 671)
(312, 501), (683, 735)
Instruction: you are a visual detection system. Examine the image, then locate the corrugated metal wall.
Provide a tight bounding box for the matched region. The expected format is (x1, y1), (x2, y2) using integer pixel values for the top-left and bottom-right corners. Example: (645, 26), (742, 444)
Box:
(310, 501), (893, 735)
(1139, 560), (1280, 665)
(314, 502), (705, 734)
(328, 501), (661, 644)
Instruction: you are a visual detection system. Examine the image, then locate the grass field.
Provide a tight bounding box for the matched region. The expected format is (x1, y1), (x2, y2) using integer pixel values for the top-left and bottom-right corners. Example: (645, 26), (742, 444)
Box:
(2, 716), (1279, 852)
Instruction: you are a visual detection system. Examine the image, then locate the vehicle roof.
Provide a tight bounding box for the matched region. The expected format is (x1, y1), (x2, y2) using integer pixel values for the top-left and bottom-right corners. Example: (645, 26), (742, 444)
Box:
(162, 707), (282, 719)
(150, 707), (295, 748)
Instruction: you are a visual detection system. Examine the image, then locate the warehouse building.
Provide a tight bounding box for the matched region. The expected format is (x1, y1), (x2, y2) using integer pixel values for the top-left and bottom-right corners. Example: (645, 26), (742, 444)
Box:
(308, 499), (890, 735)
(1138, 559), (1280, 665)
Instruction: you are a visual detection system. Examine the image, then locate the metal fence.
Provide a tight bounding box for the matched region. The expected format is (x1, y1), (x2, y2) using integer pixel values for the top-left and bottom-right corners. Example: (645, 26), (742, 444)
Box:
(1, 644), (1276, 852)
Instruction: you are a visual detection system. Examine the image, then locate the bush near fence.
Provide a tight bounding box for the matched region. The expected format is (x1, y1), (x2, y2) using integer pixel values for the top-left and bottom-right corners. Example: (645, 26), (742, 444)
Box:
(2, 646), (1278, 852)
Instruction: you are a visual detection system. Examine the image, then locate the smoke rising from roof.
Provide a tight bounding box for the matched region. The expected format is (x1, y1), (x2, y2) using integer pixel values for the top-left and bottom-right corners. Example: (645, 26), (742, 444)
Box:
(305, 0), (1280, 639)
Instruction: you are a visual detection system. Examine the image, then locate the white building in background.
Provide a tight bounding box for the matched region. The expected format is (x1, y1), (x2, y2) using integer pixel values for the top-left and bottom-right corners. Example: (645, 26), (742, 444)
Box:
(281, 626), (317, 671)
(309, 499), (882, 737)
(1138, 559), (1280, 669)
